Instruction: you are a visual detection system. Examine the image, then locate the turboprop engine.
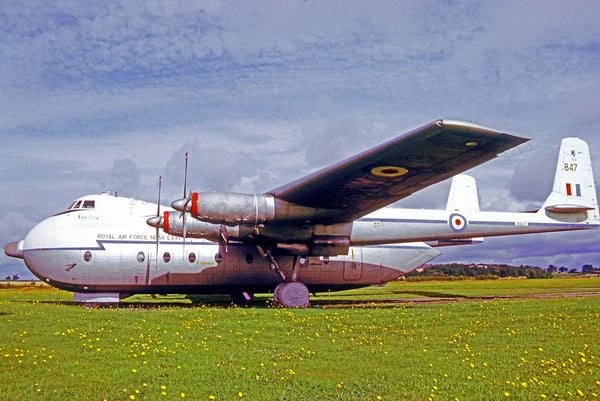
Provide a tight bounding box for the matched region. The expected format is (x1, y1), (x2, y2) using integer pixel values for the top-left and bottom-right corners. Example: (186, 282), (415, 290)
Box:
(147, 210), (239, 242)
(172, 192), (341, 226)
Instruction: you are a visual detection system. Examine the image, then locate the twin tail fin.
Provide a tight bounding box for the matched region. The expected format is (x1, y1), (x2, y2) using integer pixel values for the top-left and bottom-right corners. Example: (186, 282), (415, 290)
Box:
(540, 137), (599, 221)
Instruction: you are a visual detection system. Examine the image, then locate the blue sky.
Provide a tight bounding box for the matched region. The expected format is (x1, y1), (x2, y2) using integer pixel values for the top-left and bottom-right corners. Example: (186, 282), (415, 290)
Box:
(2, 1), (599, 278)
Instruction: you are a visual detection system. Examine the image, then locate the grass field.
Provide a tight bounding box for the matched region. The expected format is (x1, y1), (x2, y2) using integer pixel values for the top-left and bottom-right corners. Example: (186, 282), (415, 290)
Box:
(1, 278), (599, 400)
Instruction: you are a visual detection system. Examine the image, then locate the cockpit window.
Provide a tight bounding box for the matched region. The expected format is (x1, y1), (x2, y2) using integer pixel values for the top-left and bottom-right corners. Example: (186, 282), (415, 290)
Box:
(65, 199), (94, 211)
(58, 198), (96, 216)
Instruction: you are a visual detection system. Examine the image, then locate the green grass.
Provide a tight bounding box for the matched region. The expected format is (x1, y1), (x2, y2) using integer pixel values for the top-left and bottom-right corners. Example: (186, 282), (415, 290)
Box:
(311, 277), (600, 302)
(1, 279), (599, 400)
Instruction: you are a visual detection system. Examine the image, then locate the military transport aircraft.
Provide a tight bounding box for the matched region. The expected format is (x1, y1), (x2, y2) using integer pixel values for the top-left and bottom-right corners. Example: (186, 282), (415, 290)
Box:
(5, 119), (599, 307)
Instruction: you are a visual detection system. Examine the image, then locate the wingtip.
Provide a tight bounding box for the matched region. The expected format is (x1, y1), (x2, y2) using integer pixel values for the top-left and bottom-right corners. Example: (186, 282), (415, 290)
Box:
(436, 118), (530, 143)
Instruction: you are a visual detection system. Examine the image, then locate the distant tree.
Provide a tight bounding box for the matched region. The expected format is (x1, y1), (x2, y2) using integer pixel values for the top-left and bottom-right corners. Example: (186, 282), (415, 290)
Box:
(547, 265), (557, 273)
(558, 267), (568, 273)
(569, 268), (578, 274)
(407, 263), (551, 279)
(4, 276), (11, 280)
(581, 264), (595, 274)
(11, 274), (20, 281)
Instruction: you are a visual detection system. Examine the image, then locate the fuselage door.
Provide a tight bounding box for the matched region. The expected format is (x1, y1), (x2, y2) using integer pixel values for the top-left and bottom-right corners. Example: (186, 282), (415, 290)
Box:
(343, 248), (362, 281)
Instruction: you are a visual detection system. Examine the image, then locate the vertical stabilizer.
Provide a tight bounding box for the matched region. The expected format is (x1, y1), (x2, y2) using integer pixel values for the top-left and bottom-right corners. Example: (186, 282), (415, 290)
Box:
(540, 138), (599, 218)
(446, 174), (480, 212)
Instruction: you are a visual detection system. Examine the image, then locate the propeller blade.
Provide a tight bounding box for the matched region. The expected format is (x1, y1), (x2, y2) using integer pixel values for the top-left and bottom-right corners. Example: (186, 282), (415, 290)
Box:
(155, 176), (162, 270)
(183, 153), (188, 260)
(183, 207), (187, 261)
(157, 176), (162, 215)
(183, 152), (188, 198)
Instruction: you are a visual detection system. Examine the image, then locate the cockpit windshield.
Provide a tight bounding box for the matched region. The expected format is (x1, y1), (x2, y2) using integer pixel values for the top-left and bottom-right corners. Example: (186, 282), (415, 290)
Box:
(66, 199), (95, 211)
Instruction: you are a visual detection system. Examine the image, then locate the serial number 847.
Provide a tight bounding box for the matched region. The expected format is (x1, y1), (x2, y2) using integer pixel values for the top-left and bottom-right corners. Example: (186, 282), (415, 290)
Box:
(564, 163), (577, 172)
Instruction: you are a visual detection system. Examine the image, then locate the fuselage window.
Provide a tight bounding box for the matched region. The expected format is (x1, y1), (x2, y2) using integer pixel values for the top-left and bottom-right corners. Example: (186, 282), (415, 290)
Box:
(245, 253), (254, 264)
(163, 252), (171, 263)
(188, 252), (196, 263)
(215, 253), (223, 263)
(74, 200), (82, 209)
(137, 252), (145, 263)
(82, 200), (95, 209)
(83, 251), (92, 262)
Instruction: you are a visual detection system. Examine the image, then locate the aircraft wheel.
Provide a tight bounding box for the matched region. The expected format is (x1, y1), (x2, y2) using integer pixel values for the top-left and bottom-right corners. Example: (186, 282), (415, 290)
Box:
(273, 282), (309, 308)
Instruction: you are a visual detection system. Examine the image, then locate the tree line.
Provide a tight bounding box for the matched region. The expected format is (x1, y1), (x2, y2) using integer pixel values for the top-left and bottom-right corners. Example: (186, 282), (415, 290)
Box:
(407, 263), (555, 279)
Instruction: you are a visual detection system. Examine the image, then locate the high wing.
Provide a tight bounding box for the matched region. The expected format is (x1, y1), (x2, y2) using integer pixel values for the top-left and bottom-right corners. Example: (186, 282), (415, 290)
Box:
(268, 119), (528, 222)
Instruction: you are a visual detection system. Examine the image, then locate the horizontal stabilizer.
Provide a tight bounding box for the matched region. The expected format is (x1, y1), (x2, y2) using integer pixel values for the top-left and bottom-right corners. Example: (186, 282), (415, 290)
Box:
(545, 204), (594, 213)
(426, 237), (484, 247)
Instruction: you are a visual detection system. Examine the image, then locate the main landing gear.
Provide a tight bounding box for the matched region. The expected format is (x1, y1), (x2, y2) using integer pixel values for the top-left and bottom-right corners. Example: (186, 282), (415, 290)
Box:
(273, 281), (310, 308)
(258, 245), (310, 308)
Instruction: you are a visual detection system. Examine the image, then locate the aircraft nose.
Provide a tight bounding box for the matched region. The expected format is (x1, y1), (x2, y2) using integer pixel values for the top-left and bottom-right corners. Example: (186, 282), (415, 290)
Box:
(4, 241), (24, 259)
(146, 216), (163, 228)
(171, 198), (189, 212)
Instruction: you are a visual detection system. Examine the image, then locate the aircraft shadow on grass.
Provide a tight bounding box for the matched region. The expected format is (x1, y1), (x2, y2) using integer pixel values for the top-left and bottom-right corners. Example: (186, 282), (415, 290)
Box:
(30, 290), (478, 308)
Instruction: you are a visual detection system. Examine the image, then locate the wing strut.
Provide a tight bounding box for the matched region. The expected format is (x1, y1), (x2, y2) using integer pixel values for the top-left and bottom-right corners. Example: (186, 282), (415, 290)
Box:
(257, 245), (286, 281)
(219, 224), (228, 253)
(290, 256), (299, 282)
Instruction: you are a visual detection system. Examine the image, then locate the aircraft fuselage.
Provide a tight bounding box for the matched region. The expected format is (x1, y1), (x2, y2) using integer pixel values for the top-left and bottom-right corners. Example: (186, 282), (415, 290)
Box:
(17, 193), (437, 296)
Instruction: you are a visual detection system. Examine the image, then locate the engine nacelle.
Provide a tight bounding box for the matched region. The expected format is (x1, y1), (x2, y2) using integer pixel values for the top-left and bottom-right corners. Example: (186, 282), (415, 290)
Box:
(176, 191), (343, 226)
(162, 210), (239, 241)
(190, 192), (275, 226)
